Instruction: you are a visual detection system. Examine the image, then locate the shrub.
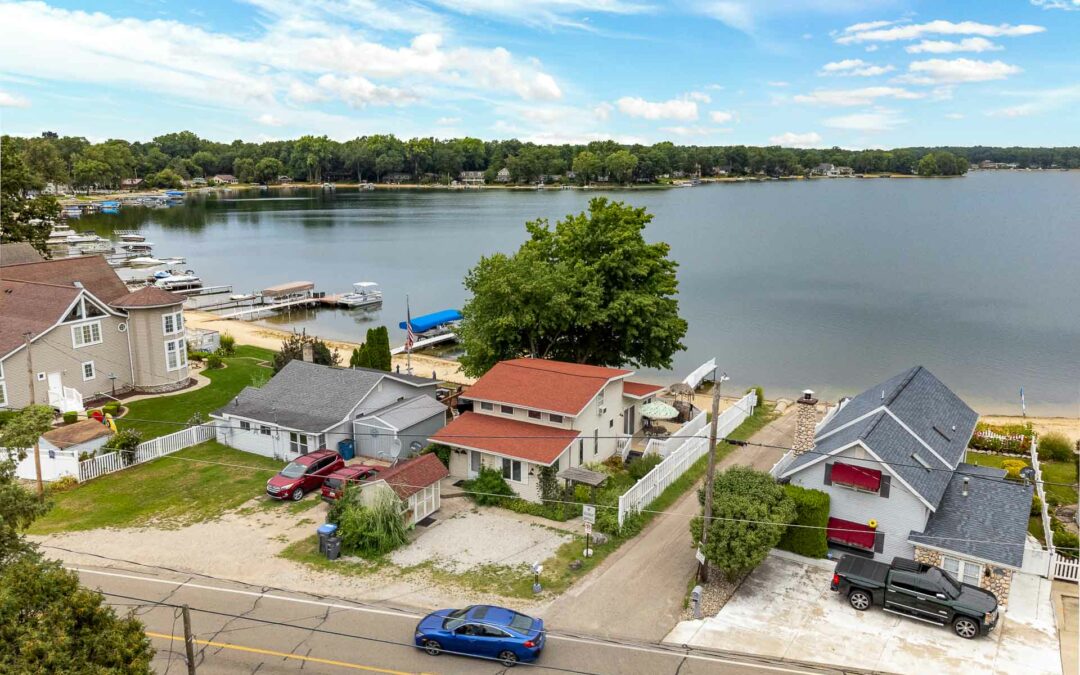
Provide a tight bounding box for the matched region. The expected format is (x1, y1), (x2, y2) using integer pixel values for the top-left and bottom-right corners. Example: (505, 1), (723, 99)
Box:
(1031, 494), (1043, 517)
(49, 475), (79, 493)
(102, 403), (120, 416)
(335, 487), (408, 557)
(219, 332), (236, 355)
(777, 484), (830, 558)
(466, 467), (515, 506)
(628, 453), (663, 481)
(1001, 459), (1028, 480)
(1052, 520), (1079, 560)
(62, 411), (79, 424)
(420, 443), (451, 468)
(0, 409), (18, 428)
(187, 350), (209, 362)
(747, 386), (765, 405)
(206, 353), (224, 369)
(1039, 433), (1074, 463)
(104, 429), (142, 465)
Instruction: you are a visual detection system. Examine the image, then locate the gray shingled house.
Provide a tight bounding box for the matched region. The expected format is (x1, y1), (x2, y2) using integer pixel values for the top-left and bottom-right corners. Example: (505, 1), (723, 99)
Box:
(211, 360), (447, 462)
(772, 367), (1033, 605)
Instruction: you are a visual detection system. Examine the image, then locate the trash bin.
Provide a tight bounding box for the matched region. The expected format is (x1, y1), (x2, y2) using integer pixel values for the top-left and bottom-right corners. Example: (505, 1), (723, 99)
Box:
(325, 536), (342, 560)
(337, 439), (355, 461)
(317, 523), (338, 554)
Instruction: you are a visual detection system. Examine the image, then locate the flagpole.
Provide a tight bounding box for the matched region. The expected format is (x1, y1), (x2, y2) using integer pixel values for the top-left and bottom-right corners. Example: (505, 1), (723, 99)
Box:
(406, 294), (413, 375)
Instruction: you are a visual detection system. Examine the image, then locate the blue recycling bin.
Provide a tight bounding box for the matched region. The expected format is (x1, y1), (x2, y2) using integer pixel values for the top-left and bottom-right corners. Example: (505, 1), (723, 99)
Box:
(317, 523), (338, 554)
(337, 439), (355, 461)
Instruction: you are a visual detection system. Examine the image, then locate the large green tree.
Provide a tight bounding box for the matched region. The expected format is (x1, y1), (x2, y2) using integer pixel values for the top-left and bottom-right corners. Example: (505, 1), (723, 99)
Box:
(572, 151), (602, 184)
(0, 140), (59, 255)
(605, 149), (638, 184)
(458, 198), (687, 376)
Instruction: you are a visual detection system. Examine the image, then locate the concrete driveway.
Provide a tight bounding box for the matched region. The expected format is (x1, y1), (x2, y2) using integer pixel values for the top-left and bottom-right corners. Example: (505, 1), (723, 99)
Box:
(666, 554), (1062, 675)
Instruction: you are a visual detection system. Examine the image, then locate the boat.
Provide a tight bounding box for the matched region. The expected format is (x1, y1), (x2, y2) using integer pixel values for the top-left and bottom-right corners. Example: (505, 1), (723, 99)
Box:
(155, 273), (202, 291)
(120, 242), (154, 253)
(157, 256), (186, 265)
(118, 232), (146, 242)
(337, 282), (383, 308)
(98, 200), (121, 214)
(127, 256), (164, 267)
(164, 190), (185, 197)
(399, 309), (462, 337)
(322, 182), (335, 190)
(358, 182), (375, 191)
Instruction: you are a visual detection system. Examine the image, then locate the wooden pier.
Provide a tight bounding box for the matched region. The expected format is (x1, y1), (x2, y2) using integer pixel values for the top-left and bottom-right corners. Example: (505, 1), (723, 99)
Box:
(390, 333), (458, 355)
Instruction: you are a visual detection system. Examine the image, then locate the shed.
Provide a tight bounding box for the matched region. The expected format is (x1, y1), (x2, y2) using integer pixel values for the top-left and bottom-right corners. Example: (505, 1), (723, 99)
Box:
(41, 419), (113, 457)
(362, 453), (449, 526)
(353, 395), (448, 460)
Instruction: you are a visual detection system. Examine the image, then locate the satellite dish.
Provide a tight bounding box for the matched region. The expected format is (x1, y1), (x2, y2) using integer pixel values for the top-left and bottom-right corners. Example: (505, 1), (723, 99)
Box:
(1019, 467), (1036, 481)
(391, 438), (403, 458)
(410, 441), (423, 454)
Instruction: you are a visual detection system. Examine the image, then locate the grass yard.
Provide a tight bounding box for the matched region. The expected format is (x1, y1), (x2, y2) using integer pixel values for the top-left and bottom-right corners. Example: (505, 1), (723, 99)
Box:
(965, 452), (1078, 504)
(30, 440), (283, 534)
(120, 345), (274, 439)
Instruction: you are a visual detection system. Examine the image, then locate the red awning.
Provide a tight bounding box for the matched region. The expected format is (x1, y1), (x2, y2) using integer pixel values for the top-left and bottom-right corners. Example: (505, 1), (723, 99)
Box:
(827, 517), (877, 551)
(832, 462), (882, 492)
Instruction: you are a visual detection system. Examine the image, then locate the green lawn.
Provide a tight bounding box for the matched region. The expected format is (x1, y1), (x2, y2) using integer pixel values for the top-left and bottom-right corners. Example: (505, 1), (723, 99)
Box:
(30, 440), (283, 534)
(964, 452), (1078, 504)
(120, 345), (274, 439)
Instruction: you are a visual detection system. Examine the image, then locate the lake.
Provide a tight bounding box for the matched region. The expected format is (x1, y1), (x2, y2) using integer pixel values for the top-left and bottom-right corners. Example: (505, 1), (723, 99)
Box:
(80, 172), (1080, 416)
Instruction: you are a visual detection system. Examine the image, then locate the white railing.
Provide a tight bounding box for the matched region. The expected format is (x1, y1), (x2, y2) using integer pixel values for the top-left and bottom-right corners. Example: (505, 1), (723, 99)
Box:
(1052, 555), (1079, 582)
(617, 436), (632, 462)
(1029, 437), (1056, 557)
(77, 424), (216, 482)
(617, 390), (757, 528)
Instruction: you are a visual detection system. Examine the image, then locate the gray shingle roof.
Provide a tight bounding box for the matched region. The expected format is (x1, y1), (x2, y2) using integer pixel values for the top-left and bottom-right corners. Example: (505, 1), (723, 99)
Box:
(362, 395), (447, 431)
(909, 465), (1033, 569)
(213, 360), (435, 431)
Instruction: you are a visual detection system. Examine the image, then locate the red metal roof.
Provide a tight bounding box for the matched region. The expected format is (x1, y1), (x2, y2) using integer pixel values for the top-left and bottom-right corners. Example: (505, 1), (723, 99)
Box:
(377, 452), (449, 499)
(622, 381), (665, 398)
(463, 358), (631, 415)
(430, 412), (580, 465)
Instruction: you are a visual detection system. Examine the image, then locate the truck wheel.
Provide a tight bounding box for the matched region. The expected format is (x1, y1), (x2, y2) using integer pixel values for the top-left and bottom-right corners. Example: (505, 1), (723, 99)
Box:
(953, 616), (978, 639)
(848, 589), (871, 611)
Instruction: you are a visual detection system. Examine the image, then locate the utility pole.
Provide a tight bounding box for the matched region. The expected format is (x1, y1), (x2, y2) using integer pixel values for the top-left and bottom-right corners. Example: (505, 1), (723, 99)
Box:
(182, 604), (197, 675)
(698, 371), (728, 583)
(23, 333), (44, 499)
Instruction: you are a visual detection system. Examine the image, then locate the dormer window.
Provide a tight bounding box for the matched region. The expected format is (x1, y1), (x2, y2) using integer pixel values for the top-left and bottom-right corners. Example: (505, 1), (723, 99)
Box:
(479, 401), (493, 411)
(500, 405), (514, 415)
(528, 410), (542, 420)
(64, 297), (106, 322)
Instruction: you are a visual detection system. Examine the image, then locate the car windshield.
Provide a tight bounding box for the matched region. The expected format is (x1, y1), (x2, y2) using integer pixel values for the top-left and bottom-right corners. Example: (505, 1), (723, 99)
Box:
(508, 613), (534, 633)
(280, 462), (307, 479)
(442, 607), (470, 631)
(325, 478), (342, 489)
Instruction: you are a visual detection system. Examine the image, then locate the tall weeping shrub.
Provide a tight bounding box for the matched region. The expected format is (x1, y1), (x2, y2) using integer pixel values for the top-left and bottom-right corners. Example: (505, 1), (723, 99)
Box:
(334, 487), (408, 557)
(776, 484), (830, 558)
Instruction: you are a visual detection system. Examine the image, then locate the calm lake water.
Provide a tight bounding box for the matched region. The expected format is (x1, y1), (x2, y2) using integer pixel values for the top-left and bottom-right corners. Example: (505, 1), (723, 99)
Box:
(81, 172), (1080, 416)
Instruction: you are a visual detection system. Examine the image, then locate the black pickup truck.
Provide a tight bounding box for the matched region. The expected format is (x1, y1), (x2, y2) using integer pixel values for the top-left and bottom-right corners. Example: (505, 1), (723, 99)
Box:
(831, 555), (998, 639)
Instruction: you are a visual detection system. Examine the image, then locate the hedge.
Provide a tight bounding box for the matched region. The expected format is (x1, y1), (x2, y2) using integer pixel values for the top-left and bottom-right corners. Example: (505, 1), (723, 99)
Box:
(777, 484), (830, 558)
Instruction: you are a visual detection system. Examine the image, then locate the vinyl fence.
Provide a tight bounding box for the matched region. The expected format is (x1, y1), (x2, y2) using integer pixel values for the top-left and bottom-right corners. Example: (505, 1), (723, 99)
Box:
(1028, 437), (1079, 582)
(617, 390), (757, 528)
(78, 424), (217, 482)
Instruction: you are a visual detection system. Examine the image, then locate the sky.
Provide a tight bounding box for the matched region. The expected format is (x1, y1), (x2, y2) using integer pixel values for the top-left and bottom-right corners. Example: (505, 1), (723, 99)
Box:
(0, 0), (1078, 148)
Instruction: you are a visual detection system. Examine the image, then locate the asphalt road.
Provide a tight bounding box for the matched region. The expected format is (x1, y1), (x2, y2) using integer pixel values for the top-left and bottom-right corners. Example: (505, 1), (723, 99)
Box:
(73, 564), (851, 675)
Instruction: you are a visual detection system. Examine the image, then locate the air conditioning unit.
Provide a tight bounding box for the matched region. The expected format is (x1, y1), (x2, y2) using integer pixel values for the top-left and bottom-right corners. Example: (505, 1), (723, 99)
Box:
(597, 406), (608, 416)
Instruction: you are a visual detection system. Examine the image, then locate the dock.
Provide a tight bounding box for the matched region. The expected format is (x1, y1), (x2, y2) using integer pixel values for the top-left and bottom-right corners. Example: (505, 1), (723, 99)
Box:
(390, 333), (458, 354)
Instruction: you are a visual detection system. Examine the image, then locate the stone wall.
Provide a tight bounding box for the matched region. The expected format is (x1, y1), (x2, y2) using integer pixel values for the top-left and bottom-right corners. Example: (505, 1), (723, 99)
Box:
(980, 566), (1013, 607)
(792, 392), (818, 456)
(914, 545), (943, 567)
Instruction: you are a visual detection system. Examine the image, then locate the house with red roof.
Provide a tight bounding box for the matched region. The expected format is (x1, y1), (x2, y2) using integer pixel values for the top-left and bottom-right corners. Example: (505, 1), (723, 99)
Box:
(357, 452), (450, 526)
(430, 358), (665, 502)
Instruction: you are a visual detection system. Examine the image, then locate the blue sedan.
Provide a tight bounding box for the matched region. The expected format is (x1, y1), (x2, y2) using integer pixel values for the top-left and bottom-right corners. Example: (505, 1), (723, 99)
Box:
(414, 605), (545, 666)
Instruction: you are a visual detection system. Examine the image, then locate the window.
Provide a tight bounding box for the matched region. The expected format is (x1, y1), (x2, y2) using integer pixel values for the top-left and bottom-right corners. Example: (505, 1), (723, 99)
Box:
(528, 410), (542, 420)
(549, 413), (563, 424)
(71, 321), (102, 348)
(501, 458), (522, 482)
(479, 401), (493, 411)
(0, 382), (6, 408)
(289, 432), (309, 455)
(165, 338), (187, 371)
(81, 361), (95, 381)
(64, 298), (106, 322)
(162, 311), (184, 335)
(825, 462), (888, 495)
(318, 434), (326, 449)
(260, 425), (271, 436)
(593, 429), (599, 455)
(942, 556), (982, 586)
(240, 421), (251, 431)
(501, 405), (513, 415)
(578, 440), (583, 465)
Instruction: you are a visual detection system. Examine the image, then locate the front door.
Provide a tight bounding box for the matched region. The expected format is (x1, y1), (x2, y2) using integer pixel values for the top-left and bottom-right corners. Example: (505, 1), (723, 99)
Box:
(47, 372), (62, 395)
(469, 450), (482, 478)
(624, 406), (635, 435)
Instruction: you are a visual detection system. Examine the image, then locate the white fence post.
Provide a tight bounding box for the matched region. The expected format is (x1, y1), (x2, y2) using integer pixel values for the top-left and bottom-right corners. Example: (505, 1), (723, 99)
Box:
(77, 424), (217, 483)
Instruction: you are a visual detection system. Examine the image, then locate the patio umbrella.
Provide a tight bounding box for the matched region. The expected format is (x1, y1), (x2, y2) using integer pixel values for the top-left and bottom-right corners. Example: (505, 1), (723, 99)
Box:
(640, 400), (679, 420)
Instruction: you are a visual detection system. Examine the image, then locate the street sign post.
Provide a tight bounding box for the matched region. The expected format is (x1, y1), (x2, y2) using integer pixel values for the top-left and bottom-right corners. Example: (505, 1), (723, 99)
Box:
(583, 505), (596, 557)
(695, 547), (706, 565)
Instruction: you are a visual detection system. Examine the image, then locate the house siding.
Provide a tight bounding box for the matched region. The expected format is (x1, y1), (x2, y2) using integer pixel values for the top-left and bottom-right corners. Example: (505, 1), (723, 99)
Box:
(214, 418), (316, 461)
(788, 443), (930, 562)
(126, 306), (190, 391)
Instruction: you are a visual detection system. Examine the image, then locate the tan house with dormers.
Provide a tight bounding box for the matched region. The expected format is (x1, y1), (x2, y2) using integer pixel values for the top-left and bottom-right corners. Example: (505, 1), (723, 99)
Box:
(0, 255), (190, 412)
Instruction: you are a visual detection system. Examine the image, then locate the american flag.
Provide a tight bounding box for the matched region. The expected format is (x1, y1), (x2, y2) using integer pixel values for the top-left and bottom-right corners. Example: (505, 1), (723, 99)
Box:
(405, 296), (415, 352)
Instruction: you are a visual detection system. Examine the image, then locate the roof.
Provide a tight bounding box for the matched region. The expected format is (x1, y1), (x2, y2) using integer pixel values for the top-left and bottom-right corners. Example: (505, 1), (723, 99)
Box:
(42, 419), (113, 447)
(623, 381), (665, 399)
(909, 466), (1033, 569)
(430, 411), (580, 465)
(262, 281), (314, 296)
(0, 255), (130, 303)
(557, 466), (609, 487)
(399, 309), (462, 333)
(376, 453), (449, 500)
(463, 358), (632, 415)
(361, 395), (446, 431)
(0, 279), (81, 357)
(111, 285), (185, 308)
(214, 360), (434, 431)
(783, 366), (978, 509)
(0, 243), (45, 266)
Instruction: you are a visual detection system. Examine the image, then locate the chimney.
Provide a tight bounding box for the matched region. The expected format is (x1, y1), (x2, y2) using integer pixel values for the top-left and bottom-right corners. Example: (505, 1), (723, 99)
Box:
(301, 342), (313, 362)
(792, 390), (818, 456)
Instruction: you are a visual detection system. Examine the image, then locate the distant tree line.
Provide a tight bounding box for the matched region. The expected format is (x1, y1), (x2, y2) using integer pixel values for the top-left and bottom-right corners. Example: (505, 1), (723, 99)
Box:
(4, 132), (1080, 194)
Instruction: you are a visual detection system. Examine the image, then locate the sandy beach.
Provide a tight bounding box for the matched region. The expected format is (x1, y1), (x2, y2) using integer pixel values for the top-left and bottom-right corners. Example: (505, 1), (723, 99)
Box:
(184, 310), (475, 385)
(979, 414), (1080, 445)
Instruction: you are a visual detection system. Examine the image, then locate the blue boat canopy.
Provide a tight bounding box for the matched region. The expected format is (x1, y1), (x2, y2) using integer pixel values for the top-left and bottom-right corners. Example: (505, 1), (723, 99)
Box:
(400, 309), (462, 333)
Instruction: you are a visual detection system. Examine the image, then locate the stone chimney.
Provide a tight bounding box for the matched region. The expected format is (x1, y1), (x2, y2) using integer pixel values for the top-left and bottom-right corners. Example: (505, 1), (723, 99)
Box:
(301, 342), (313, 363)
(792, 389), (818, 456)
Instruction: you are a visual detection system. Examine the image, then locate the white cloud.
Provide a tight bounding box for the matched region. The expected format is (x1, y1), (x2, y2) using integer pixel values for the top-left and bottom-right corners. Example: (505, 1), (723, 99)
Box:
(0, 90), (30, 107)
(818, 59), (894, 77)
(842, 20), (899, 33)
(794, 86), (924, 106)
(698, 1), (886, 35)
(435, 116), (461, 125)
(1030, 0), (1080, 9)
(987, 84), (1080, 118)
(427, 0), (651, 29)
(687, 91), (712, 103)
(836, 20), (1045, 44)
(593, 102), (614, 121)
(768, 131), (822, 148)
(864, 44), (878, 52)
(899, 58), (1021, 84)
(615, 95), (698, 120)
(944, 112), (964, 119)
(822, 109), (905, 131)
(256, 113), (284, 126)
(659, 125), (729, 137)
(316, 74), (417, 107)
(905, 37), (1002, 53)
(704, 83), (725, 90)
(767, 81), (789, 87)
(709, 110), (736, 123)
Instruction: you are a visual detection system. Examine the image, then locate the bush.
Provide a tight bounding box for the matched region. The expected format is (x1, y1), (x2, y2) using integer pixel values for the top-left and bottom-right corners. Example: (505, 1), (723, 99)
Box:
(1039, 433), (1074, 463)
(206, 353), (224, 369)
(747, 386), (765, 405)
(335, 487), (408, 557)
(49, 475), (79, 493)
(1001, 459), (1028, 480)
(104, 429), (142, 465)
(1052, 520), (1078, 560)
(62, 411), (78, 424)
(1031, 494), (1043, 517)
(102, 402), (120, 416)
(465, 467), (515, 506)
(628, 453), (663, 481)
(0, 409), (17, 428)
(777, 484), (830, 558)
(219, 332), (236, 355)
(420, 443), (451, 468)
(187, 350), (210, 362)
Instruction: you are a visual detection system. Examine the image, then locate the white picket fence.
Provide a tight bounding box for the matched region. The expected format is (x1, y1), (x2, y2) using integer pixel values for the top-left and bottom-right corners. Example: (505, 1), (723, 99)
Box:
(1027, 437), (1080, 582)
(78, 424), (217, 482)
(1053, 554), (1079, 582)
(617, 390), (757, 527)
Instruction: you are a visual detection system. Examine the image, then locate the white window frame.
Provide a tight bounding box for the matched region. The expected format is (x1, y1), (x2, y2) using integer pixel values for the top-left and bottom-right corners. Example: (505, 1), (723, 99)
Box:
(165, 338), (188, 372)
(0, 360), (4, 379)
(260, 425), (271, 436)
(549, 413), (563, 424)
(941, 555), (982, 586)
(0, 381), (7, 408)
(528, 410), (542, 420)
(71, 321), (103, 348)
(289, 432), (309, 455)
(500, 405), (514, 415)
(501, 458), (523, 483)
(479, 401), (493, 411)
(81, 361), (96, 381)
(239, 420), (251, 431)
(162, 310), (184, 336)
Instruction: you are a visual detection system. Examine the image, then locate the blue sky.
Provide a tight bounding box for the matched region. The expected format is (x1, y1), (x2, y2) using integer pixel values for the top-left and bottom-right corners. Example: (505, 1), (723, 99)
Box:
(0, 0), (1078, 147)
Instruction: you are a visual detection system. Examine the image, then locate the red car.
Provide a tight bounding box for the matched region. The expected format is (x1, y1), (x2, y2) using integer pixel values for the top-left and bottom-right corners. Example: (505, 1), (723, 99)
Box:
(321, 465), (382, 502)
(266, 450), (345, 501)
